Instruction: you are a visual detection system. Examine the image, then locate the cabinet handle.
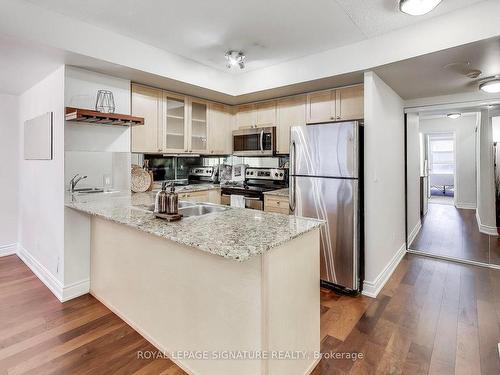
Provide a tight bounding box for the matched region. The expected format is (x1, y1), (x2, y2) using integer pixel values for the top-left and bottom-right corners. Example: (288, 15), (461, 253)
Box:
(330, 116), (335, 120)
(184, 149), (188, 152)
(336, 116), (341, 120)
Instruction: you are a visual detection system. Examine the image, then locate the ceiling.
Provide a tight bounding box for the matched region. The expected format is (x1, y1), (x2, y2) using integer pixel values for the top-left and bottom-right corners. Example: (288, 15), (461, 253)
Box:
(374, 36), (500, 100)
(24, 0), (486, 73)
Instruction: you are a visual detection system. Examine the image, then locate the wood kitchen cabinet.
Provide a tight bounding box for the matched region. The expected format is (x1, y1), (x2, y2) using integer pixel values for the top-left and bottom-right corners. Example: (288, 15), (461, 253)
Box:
(179, 189), (221, 204)
(131, 84), (162, 153)
(208, 103), (232, 154)
(189, 99), (208, 153)
(235, 100), (277, 129)
(276, 95), (306, 154)
(335, 85), (364, 121)
(306, 89), (336, 124)
(264, 195), (290, 215)
(306, 84), (363, 124)
(163, 91), (188, 153)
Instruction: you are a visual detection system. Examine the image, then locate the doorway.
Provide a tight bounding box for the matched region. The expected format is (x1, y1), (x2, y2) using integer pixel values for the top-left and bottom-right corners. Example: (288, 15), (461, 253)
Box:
(406, 108), (499, 267)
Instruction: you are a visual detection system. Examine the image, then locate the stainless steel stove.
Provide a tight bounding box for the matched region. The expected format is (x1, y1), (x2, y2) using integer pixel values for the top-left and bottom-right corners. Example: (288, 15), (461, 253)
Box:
(220, 167), (287, 210)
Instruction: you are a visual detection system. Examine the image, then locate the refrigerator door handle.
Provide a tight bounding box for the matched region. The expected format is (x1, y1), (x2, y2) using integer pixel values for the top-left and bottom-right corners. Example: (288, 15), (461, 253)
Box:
(289, 140), (296, 212)
(259, 130), (264, 153)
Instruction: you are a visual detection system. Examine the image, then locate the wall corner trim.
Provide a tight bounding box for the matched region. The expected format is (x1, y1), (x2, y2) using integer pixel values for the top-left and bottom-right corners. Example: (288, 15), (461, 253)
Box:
(0, 243), (18, 257)
(407, 220), (422, 246)
(362, 243), (406, 298)
(476, 211), (498, 236)
(16, 245), (90, 302)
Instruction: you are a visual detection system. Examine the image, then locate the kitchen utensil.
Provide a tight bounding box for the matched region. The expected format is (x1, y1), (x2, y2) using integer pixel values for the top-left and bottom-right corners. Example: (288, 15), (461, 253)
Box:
(131, 167), (152, 193)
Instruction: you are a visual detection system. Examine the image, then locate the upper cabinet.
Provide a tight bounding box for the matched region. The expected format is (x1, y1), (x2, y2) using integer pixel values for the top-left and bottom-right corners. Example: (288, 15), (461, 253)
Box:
(163, 92), (187, 153)
(336, 85), (364, 121)
(276, 95), (306, 154)
(189, 99), (208, 153)
(131, 84), (162, 153)
(306, 90), (336, 124)
(132, 83), (363, 155)
(131, 85), (210, 154)
(306, 84), (364, 124)
(235, 100), (277, 129)
(208, 103), (233, 155)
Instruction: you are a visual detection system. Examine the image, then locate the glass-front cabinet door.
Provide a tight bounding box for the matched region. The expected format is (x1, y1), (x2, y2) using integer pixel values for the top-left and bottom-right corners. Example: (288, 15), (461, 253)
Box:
(189, 100), (208, 153)
(164, 92), (187, 152)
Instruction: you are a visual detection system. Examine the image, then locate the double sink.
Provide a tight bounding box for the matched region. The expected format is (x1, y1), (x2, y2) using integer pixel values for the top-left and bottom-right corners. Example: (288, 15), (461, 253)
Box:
(135, 201), (229, 218)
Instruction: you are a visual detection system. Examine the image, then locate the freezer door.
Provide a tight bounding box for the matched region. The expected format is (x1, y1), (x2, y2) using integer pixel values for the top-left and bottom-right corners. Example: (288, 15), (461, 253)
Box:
(293, 176), (359, 290)
(290, 122), (358, 178)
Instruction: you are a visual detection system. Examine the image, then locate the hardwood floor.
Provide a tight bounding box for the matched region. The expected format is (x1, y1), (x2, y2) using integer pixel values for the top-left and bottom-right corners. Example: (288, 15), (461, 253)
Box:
(411, 203), (492, 264)
(1, 254), (499, 374)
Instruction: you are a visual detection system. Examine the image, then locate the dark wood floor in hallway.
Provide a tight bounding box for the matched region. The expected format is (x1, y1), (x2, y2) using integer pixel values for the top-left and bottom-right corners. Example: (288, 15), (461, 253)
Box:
(0, 254), (499, 374)
(410, 202), (493, 264)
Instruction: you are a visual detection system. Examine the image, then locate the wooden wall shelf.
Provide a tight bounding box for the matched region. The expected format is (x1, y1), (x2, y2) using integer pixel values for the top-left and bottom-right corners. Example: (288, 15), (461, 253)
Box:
(65, 107), (144, 126)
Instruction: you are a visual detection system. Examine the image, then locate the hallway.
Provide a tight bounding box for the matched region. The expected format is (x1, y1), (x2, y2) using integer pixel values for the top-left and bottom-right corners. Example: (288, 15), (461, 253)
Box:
(410, 203), (491, 264)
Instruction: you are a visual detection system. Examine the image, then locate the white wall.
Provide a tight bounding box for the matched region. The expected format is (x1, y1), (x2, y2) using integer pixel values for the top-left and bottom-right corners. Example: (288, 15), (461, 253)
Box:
(0, 94), (19, 253)
(476, 110), (496, 234)
(419, 114), (478, 209)
(18, 66), (65, 283)
(363, 72), (406, 297)
(64, 67), (131, 290)
(64, 67), (131, 190)
(406, 113), (421, 241)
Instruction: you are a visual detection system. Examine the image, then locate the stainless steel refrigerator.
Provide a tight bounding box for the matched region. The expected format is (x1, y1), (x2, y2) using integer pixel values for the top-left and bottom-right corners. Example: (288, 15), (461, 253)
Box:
(289, 121), (362, 292)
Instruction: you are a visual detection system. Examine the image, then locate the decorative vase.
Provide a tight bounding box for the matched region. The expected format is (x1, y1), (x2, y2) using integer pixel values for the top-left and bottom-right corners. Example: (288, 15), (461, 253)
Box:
(95, 90), (115, 113)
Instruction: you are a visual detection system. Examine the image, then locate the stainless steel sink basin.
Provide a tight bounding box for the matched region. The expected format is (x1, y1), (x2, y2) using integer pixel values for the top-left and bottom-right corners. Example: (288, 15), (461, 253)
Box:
(133, 201), (196, 212)
(178, 204), (228, 217)
(73, 187), (104, 194)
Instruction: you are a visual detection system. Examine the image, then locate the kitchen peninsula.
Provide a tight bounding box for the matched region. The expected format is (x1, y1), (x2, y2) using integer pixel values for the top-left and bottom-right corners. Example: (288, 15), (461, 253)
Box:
(66, 191), (323, 375)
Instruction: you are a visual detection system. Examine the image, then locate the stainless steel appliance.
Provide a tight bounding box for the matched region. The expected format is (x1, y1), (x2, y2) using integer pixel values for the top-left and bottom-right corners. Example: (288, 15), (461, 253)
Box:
(188, 166), (218, 184)
(289, 121), (363, 293)
(232, 127), (276, 156)
(221, 167), (287, 210)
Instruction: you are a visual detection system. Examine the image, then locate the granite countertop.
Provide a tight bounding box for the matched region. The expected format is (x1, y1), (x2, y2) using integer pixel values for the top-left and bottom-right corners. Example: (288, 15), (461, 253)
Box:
(263, 188), (289, 198)
(65, 191), (323, 262)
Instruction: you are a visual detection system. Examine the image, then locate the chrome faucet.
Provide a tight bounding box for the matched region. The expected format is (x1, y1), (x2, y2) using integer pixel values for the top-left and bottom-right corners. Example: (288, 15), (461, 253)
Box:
(69, 174), (88, 193)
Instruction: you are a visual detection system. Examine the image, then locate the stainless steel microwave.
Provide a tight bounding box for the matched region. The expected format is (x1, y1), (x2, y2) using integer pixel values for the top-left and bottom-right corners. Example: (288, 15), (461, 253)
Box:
(232, 127), (276, 156)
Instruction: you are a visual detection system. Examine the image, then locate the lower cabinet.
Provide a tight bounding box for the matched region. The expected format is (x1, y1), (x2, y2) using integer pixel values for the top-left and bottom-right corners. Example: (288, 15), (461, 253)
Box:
(179, 189), (221, 204)
(264, 195), (290, 215)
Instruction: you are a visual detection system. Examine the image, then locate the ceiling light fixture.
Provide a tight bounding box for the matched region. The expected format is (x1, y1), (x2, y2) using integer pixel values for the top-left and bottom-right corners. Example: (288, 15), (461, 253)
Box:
(399, 0), (442, 16)
(479, 78), (500, 94)
(225, 50), (246, 69)
(447, 113), (461, 119)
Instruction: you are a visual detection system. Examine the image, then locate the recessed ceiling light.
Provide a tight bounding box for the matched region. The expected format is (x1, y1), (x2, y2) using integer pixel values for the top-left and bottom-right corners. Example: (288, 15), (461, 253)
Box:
(225, 50), (246, 69)
(447, 113), (461, 119)
(399, 0), (442, 16)
(479, 78), (500, 94)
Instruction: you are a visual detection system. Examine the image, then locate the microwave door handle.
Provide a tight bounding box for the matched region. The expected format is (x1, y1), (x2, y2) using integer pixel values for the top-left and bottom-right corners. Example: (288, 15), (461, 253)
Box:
(260, 130), (264, 153)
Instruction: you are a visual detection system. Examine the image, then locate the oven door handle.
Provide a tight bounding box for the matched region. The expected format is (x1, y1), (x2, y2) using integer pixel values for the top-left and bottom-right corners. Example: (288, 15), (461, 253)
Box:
(243, 196), (261, 200)
(260, 130), (264, 153)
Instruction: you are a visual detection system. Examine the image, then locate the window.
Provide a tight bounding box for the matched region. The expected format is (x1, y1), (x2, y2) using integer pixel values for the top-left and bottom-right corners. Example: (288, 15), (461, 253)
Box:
(429, 136), (454, 175)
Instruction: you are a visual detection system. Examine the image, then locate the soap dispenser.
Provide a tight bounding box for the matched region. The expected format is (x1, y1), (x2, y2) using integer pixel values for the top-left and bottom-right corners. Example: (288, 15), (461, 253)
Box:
(154, 181), (169, 213)
(165, 183), (178, 215)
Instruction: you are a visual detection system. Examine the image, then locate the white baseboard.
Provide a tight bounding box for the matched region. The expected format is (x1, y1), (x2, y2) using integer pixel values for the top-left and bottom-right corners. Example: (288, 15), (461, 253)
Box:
(476, 211), (498, 236)
(455, 202), (476, 210)
(0, 243), (18, 257)
(17, 245), (89, 302)
(407, 221), (422, 246)
(362, 243), (406, 298)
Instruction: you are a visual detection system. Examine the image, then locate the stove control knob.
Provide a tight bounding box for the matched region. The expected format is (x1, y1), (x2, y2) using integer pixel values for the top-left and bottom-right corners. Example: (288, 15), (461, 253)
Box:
(279, 173), (283, 177)
(275, 173), (278, 177)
